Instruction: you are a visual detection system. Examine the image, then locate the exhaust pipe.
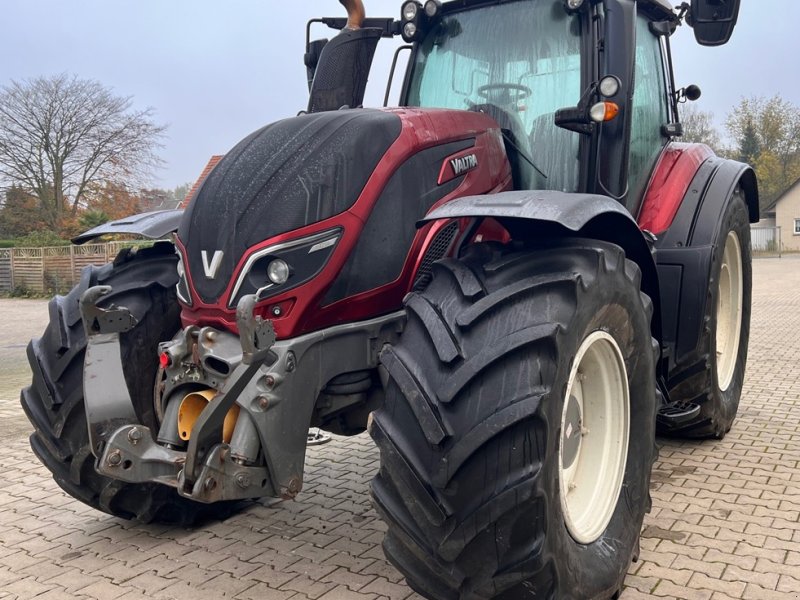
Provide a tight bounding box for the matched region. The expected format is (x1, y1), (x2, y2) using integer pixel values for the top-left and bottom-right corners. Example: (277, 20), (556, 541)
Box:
(178, 389), (240, 444)
(340, 0), (366, 29)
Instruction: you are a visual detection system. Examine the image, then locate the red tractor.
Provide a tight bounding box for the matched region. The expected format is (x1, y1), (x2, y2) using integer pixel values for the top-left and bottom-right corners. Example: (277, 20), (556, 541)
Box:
(23, 0), (754, 597)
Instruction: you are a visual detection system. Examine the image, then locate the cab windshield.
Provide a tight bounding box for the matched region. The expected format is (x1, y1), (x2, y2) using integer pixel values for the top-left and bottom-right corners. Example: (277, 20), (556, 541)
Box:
(406, 0), (583, 192)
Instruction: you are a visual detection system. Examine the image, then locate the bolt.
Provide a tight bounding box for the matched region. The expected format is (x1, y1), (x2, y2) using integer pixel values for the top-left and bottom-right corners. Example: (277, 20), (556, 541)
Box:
(286, 352), (296, 373)
(205, 330), (217, 342)
(271, 305), (282, 317)
(235, 473), (251, 489)
(281, 477), (302, 500)
(107, 450), (122, 467)
(258, 396), (269, 410)
(264, 375), (275, 389)
(568, 482), (577, 492)
(127, 427), (142, 445)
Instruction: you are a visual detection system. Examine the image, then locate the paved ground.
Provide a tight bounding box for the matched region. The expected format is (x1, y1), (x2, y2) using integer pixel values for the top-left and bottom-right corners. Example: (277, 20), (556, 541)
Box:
(0, 256), (798, 600)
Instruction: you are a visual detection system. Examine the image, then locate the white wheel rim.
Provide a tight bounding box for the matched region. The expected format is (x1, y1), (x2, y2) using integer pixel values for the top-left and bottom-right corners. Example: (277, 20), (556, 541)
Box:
(716, 231), (743, 392)
(559, 331), (630, 544)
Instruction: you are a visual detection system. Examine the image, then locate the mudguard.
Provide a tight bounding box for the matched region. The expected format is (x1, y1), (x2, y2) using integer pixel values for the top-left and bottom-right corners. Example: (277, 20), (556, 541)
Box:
(420, 190), (661, 341)
(654, 157), (758, 372)
(72, 209), (183, 245)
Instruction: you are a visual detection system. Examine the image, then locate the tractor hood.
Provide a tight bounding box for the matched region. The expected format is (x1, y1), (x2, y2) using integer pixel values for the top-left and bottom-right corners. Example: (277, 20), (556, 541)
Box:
(178, 109), (402, 304)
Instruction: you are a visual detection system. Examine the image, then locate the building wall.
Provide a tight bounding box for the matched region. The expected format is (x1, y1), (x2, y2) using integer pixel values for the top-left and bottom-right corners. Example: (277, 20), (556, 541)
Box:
(776, 184), (800, 251)
(751, 214), (778, 253)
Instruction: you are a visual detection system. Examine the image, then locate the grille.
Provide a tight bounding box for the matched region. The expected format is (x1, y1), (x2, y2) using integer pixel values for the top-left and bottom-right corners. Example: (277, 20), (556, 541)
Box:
(413, 221), (460, 292)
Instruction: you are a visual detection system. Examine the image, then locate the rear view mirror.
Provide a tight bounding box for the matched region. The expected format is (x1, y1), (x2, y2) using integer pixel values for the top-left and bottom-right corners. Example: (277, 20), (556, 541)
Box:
(689, 0), (741, 46)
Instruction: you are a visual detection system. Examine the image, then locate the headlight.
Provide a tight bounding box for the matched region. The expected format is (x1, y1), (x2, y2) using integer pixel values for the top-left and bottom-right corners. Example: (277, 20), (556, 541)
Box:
(267, 259), (290, 285)
(228, 228), (342, 308)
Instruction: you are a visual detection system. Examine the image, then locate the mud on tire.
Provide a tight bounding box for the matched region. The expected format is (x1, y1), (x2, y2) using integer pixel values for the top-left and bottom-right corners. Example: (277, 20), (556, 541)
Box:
(21, 242), (239, 524)
(370, 239), (658, 599)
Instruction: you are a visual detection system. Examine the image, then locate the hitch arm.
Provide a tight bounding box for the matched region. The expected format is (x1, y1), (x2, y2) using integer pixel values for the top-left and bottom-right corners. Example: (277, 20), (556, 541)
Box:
(181, 294), (276, 485)
(80, 286), (140, 457)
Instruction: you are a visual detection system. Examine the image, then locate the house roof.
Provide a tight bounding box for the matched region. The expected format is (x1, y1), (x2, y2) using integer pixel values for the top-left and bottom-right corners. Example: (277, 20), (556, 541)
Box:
(179, 155), (224, 209)
(770, 176), (800, 212)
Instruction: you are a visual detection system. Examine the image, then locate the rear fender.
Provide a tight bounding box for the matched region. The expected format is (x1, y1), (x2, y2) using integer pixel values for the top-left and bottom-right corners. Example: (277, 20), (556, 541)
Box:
(654, 158), (758, 372)
(419, 190), (661, 343)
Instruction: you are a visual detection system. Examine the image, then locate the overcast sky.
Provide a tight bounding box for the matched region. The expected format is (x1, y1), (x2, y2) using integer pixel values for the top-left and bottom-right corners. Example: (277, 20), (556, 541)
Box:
(2, 1), (798, 189)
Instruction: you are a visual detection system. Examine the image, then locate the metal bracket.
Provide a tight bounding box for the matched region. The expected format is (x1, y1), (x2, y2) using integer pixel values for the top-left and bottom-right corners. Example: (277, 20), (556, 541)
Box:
(80, 286), (140, 457)
(177, 445), (272, 503)
(80, 286), (138, 336)
(96, 424), (184, 487)
(96, 424), (270, 503)
(236, 294), (277, 365)
(182, 294), (275, 487)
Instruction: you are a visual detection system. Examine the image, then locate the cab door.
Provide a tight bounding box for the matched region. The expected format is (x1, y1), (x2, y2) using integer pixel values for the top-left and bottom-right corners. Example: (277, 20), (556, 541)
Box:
(627, 13), (672, 210)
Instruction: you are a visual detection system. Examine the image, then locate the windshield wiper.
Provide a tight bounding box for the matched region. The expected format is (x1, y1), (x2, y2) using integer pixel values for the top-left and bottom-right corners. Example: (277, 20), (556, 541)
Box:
(499, 129), (547, 180)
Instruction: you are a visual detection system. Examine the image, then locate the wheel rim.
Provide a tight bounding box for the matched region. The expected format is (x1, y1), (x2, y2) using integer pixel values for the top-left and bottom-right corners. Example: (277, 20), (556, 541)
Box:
(559, 331), (630, 544)
(716, 231), (743, 392)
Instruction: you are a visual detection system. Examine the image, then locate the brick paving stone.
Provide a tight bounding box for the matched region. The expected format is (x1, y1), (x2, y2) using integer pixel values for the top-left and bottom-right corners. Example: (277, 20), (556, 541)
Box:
(237, 583), (300, 600)
(1, 257), (800, 600)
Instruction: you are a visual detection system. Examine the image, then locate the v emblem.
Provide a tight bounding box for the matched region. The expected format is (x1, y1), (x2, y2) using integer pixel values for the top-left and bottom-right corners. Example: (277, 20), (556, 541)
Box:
(201, 250), (224, 279)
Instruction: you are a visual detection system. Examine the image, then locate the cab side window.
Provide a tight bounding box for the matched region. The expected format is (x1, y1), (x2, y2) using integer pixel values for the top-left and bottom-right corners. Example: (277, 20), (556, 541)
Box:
(628, 15), (669, 204)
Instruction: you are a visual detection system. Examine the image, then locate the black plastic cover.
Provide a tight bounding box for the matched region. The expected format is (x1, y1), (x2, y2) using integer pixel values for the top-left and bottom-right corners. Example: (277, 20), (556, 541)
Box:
(179, 109), (402, 304)
(323, 140), (472, 305)
(308, 28), (382, 113)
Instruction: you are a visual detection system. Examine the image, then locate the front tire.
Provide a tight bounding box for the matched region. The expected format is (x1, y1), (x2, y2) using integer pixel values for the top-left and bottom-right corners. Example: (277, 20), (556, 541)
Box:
(370, 240), (658, 599)
(21, 242), (239, 524)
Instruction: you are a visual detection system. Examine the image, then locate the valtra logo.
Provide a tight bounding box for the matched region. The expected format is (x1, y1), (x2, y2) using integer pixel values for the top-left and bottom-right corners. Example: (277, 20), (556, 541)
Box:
(450, 153), (479, 176)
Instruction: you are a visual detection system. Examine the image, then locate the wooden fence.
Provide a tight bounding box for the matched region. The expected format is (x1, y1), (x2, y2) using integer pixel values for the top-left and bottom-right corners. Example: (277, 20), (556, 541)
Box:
(0, 242), (148, 295)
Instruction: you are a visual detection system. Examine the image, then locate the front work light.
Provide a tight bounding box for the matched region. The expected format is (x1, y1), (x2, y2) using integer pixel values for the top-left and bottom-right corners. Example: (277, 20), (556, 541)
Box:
(598, 75), (621, 98)
(563, 0), (585, 14)
(402, 1), (420, 21)
(424, 0), (442, 18)
(403, 21), (418, 40)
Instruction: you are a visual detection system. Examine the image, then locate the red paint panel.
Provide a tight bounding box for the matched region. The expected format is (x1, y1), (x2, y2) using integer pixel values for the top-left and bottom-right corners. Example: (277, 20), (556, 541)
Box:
(637, 142), (714, 235)
(179, 108), (512, 339)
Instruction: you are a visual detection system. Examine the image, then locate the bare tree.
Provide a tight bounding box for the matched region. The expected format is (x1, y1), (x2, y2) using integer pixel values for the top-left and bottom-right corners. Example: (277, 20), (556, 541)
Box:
(678, 103), (722, 152)
(0, 74), (166, 231)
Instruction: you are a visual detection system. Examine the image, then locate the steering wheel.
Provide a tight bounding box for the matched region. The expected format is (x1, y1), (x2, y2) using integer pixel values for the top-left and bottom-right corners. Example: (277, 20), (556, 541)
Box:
(477, 83), (532, 103)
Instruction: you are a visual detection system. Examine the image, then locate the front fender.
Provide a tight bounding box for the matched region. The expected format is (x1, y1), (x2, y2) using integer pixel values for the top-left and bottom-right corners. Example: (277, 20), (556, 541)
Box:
(72, 209), (183, 245)
(419, 190), (634, 231)
(419, 190), (661, 343)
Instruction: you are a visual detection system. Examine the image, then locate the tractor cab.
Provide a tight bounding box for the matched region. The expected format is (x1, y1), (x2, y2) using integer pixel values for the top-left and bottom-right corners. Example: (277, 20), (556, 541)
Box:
(307, 0), (742, 215)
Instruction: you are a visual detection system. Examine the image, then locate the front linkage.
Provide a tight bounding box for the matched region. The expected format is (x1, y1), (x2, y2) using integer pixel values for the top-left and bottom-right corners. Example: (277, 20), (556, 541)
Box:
(81, 287), (276, 502)
(80, 284), (404, 503)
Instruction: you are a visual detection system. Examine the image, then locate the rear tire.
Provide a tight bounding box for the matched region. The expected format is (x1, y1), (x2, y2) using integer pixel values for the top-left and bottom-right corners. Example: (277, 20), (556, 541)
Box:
(665, 189), (752, 438)
(21, 242), (240, 524)
(370, 240), (658, 599)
